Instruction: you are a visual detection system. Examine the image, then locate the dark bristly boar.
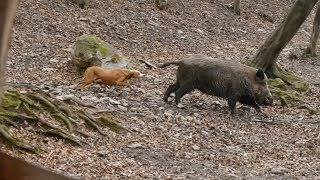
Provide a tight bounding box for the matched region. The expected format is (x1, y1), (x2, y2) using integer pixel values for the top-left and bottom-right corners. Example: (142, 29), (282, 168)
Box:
(159, 54), (273, 115)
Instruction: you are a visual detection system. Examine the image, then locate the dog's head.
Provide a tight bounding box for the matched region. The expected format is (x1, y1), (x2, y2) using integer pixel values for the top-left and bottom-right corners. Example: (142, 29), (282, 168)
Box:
(130, 70), (145, 79)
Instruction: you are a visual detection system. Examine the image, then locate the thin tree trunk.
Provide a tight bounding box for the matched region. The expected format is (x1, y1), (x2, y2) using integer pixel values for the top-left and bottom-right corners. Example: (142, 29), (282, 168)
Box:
(0, 0), (19, 103)
(251, 0), (318, 78)
(233, 0), (241, 15)
(305, 2), (320, 57)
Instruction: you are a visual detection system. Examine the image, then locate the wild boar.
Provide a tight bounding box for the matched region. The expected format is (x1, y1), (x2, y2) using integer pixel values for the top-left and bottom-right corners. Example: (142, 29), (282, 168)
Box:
(159, 54), (273, 115)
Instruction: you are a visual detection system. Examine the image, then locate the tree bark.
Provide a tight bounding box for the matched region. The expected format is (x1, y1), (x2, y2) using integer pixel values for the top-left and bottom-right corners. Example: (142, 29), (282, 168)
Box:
(251, 0), (318, 78)
(0, 0), (19, 103)
(305, 2), (320, 57)
(233, 0), (241, 15)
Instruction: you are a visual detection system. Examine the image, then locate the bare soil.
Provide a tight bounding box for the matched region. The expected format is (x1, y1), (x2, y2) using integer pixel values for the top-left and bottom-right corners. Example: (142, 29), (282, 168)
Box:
(1, 0), (320, 179)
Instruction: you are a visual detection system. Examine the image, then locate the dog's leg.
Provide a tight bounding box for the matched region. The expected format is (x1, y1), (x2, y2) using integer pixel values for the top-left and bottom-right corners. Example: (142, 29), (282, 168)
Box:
(80, 70), (95, 91)
(115, 81), (129, 86)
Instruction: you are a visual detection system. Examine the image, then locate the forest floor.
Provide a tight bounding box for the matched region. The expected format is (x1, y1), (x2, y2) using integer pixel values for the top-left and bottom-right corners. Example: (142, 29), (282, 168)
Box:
(1, 0), (320, 179)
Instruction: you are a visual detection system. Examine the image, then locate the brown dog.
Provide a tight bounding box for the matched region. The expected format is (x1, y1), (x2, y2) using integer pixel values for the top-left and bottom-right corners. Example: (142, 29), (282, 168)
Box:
(80, 66), (144, 91)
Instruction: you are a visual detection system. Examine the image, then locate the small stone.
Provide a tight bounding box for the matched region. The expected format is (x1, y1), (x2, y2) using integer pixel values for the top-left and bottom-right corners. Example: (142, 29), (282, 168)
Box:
(81, 95), (98, 102)
(186, 116), (193, 121)
(195, 28), (204, 34)
(270, 167), (289, 175)
(164, 112), (172, 118)
(194, 119), (201, 125)
(69, 84), (78, 89)
(201, 130), (209, 136)
(109, 98), (121, 105)
(97, 151), (109, 157)
(127, 143), (143, 149)
(158, 107), (165, 111)
(213, 101), (222, 106)
(49, 58), (59, 63)
(42, 68), (55, 72)
(193, 113), (201, 117)
(192, 145), (200, 151)
(118, 105), (128, 112)
(56, 94), (75, 100)
(177, 103), (185, 109)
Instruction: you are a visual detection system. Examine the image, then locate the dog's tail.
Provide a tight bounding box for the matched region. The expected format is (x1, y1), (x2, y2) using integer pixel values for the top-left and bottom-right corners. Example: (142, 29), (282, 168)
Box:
(157, 61), (180, 68)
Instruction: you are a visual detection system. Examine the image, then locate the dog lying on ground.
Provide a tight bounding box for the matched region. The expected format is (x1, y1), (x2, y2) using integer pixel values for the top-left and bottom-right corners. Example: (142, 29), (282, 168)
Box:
(80, 66), (144, 91)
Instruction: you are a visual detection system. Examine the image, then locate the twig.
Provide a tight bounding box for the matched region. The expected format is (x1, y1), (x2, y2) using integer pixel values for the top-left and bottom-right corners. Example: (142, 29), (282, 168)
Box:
(139, 59), (158, 69)
(44, 150), (54, 163)
(179, 0), (185, 7)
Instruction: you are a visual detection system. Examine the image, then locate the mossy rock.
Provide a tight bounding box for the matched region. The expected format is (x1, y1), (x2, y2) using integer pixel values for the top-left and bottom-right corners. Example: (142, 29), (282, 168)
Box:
(71, 34), (129, 74)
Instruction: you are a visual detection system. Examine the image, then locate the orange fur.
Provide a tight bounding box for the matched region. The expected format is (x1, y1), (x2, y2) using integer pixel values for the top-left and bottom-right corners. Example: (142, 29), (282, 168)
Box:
(80, 66), (142, 91)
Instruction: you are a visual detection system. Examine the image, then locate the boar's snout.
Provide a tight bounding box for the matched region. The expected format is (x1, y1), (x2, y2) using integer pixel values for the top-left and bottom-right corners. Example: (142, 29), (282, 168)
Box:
(264, 96), (273, 106)
(261, 92), (273, 106)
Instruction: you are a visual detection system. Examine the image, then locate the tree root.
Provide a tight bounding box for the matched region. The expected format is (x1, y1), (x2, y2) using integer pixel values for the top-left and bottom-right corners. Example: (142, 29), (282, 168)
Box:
(273, 64), (310, 93)
(98, 117), (128, 134)
(78, 111), (107, 136)
(261, 63), (317, 114)
(0, 87), (127, 153)
(0, 124), (41, 153)
(39, 129), (84, 146)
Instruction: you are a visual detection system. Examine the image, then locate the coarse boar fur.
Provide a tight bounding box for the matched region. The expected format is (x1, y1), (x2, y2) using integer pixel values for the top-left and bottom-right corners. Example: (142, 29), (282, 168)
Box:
(159, 54), (273, 115)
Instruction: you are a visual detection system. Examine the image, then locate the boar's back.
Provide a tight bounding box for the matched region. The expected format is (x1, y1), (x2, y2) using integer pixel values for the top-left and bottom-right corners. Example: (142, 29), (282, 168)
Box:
(177, 55), (258, 98)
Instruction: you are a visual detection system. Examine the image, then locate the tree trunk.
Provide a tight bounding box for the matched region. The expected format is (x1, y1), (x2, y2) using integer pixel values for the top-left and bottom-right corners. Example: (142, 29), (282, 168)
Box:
(0, 0), (19, 104)
(305, 2), (320, 57)
(233, 0), (241, 15)
(251, 0), (318, 78)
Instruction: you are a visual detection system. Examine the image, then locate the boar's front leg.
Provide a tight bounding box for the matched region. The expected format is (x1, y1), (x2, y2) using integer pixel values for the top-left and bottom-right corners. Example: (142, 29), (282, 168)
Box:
(227, 94), (240, 115)
(164, 82), (180, 102)
(174, 82), (194, 104)
(253, 101), (262, 113)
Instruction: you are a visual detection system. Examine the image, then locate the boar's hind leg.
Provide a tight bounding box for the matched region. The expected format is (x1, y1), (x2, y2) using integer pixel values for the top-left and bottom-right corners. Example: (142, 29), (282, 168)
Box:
(164, 82), (179, 102)
(174, 82), (194, 104)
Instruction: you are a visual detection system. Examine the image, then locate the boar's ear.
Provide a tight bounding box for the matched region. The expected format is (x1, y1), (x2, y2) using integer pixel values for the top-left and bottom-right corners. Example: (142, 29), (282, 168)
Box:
(255, 69), (265, 81)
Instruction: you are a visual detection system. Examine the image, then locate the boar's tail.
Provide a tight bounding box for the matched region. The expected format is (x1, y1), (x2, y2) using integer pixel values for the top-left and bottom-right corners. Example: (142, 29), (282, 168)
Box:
(157, 61), (180, 68)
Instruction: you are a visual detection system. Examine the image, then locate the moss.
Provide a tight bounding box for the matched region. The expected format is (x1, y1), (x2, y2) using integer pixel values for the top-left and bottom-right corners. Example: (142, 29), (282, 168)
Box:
(1, 92), (21, 110)
(267, 78), (286, 89)
(293, 81), (310, 93)
(83, 35), (110, 57)
(111, 53), (122, 63)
